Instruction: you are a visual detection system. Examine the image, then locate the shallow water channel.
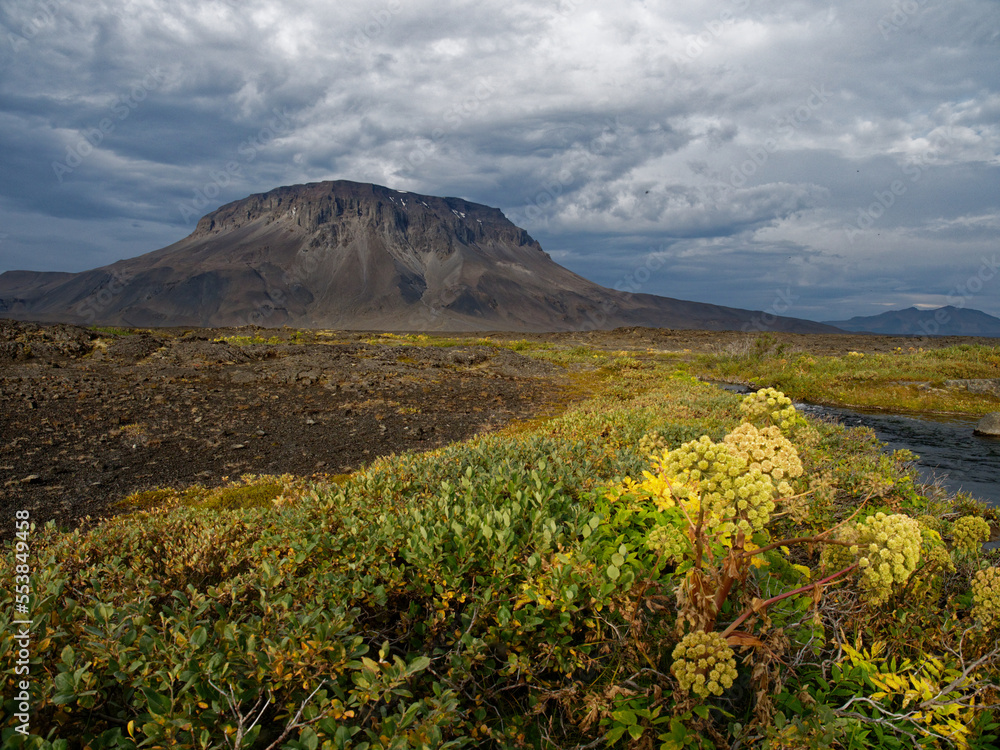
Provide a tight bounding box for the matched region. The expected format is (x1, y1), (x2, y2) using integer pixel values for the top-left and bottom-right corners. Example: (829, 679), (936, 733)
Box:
(796, 403), (1000, 509)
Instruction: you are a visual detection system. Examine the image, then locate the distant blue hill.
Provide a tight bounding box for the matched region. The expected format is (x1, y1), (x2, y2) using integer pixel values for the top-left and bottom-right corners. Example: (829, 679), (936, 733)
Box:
(824, 306), (1000, 337)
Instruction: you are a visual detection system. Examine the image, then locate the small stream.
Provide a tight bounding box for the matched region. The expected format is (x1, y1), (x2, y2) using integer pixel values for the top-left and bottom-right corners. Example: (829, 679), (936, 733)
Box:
(795, 403), (1000, 509)
(715, 383), (1000, 509)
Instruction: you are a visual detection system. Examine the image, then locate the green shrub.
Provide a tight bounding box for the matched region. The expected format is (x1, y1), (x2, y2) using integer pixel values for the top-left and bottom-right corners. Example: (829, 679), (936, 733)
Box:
(3, 371), (997, 749)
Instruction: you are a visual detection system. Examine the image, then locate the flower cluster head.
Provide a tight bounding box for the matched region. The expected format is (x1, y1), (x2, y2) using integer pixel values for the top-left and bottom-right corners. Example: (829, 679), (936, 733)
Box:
(851, 513), (922, 605)
(639, 431), (668, 459)
(723, 423), (803, 496)
(910, 530), (956, 600)
(972, 567), (1000, 628)
(671, 631), (738, 697)
(740, 388), (802, 431)
(921, 543), (956, 575)
(820, 525), (859, 574)
(952, 516), (990, 554)
(657, 436), (776, 534)
(727, 470), (776, 534)
(646, 523), (689, 563)
(917, 514), (942, 533)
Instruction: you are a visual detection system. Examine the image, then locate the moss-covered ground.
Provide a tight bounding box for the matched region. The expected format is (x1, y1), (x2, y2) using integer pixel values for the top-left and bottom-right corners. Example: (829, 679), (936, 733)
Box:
(691, 334), (1000, 415)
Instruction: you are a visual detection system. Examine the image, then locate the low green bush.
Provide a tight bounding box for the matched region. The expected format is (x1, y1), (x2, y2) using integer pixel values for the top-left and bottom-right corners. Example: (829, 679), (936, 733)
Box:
(3, 373), (997, 749)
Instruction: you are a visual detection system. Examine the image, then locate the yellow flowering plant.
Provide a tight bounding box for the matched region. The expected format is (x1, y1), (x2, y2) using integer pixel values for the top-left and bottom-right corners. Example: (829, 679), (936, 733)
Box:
(671, 631), (739, 698)
(850, 512), (923, 605)
(972, 567), (1000, 629)
(739, 387), (807, 432)
(605, 390), (926, 702)
(952, 515), (991, 555)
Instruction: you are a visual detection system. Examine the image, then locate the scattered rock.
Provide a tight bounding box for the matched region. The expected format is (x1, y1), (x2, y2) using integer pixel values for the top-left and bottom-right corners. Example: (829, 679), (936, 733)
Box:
(21, 320), (972, 538)
(448, 348), (487, 366)
(0, 341), (32, 361)
(489, 348), (560, 378)
(105, 333), (163, 362)
(944, 379), (1000, 398)
(974, 412), (1000, 437)
(297, 369), (321, 383)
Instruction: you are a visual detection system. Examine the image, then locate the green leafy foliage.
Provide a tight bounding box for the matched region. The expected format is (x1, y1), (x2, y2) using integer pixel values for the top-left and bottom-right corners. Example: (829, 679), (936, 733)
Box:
(2, 355), (998, 749)
(214, 334), (284, 346)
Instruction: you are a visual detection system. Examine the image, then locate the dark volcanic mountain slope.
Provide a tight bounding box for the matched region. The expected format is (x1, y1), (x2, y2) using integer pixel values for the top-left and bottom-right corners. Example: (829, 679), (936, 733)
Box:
(825, 306), (1000, 337)
(0, 180), (838, 332)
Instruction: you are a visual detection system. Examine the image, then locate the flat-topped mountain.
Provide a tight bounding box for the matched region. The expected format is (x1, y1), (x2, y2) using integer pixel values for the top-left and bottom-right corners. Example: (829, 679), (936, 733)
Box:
(825, 306), (1000, 337)
(0, 180), (838, 332)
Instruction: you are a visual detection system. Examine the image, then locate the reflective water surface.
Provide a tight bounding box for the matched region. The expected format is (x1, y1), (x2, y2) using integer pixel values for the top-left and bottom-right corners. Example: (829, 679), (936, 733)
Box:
(796, 403), (1000, 509)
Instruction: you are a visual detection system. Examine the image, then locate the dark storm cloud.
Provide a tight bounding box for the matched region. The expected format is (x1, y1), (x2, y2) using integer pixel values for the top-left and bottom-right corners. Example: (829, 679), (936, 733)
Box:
(0, 0), (998, 317)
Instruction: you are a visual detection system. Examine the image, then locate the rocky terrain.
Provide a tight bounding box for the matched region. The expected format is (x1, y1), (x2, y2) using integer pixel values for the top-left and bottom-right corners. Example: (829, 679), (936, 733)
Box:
(0, 320), (566, 534)
(0, 180), (838, 334)
(7, 319), (995, 535)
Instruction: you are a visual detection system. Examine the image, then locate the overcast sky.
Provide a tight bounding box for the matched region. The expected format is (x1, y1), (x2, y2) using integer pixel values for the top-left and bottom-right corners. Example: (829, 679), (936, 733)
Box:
(1, 0), (998, 321)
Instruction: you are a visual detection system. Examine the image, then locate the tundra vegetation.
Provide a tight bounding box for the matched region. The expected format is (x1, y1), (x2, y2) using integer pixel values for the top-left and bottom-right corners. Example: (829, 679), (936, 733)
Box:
(2, 334), (999, 749)
(697, 333), (1000, 415)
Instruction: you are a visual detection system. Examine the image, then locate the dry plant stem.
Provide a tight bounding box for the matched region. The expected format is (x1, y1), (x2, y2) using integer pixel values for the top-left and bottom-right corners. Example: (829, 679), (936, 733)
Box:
(766, 489), (818, 519)
(831, 639), (1000, 746)
(668, 477), (715, 566)
(693, 503), (707, 569)
(929, 634), (1000, 710)
(263, 681), (331, 750)
(208, 680), (272, 750)
(720, 563), (858, 639)
(737, 534), (855, 562)
(736, 498), (870, 563)
(833, 702), (924, 744)
(711, 532), (746, 621)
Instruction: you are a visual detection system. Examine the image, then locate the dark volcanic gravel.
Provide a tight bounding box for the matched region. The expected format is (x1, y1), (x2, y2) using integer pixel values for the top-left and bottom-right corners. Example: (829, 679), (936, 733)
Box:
(0, 322), (565, 534)
(4, 320), (990, 536)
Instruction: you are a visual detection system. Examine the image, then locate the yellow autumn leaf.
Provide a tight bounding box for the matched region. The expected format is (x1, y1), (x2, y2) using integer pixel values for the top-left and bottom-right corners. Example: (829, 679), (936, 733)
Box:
(742, 540), (769, 568)
(792, 564), (812, 579)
